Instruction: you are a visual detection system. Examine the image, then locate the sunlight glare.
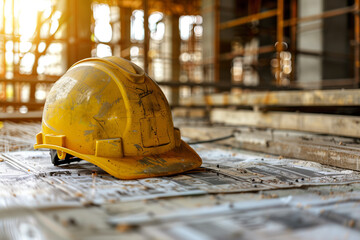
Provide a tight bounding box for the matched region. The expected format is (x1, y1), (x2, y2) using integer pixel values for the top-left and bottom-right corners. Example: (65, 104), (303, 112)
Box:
(20, 53), (35, 74)
(5, 52), (13, 63)
(93, 4), (112, 43)
(131, 10), (144, 41)
(149, 12), (165, 41)
(5, 41), (13, 51)
(38, 42), (46, 53)
(96, 44), (112, 57)
(17, 0), (53, 39)
(19, 41), (32, 53)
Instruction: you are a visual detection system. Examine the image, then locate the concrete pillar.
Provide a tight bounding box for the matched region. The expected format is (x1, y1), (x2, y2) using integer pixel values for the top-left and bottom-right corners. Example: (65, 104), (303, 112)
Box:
(202, 0), (216, 83)
(218, 0), (236, 85)
(163, 15), (180, 106)
(322, 0), (351, 81)
(297, 0), (323, 89)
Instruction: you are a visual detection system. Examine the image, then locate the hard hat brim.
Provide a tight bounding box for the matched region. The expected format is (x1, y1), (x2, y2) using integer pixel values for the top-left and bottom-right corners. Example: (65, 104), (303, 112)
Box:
(34, 140), (202, 179)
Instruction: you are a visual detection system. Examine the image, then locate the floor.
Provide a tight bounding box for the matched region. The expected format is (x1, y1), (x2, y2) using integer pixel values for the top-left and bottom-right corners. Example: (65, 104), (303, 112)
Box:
(1, 122), (360, 240)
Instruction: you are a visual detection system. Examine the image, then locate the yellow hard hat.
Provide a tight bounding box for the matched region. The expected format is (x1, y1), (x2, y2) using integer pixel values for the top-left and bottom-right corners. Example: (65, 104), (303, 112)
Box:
(34, 56), (202, 179)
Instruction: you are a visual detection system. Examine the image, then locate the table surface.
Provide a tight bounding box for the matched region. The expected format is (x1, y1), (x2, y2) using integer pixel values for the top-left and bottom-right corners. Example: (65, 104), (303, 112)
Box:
(1, 122), (360, 240)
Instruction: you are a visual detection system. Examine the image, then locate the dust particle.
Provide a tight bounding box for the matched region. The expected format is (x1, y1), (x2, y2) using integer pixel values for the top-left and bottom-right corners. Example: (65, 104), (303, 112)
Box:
(116, 224), (132, 232)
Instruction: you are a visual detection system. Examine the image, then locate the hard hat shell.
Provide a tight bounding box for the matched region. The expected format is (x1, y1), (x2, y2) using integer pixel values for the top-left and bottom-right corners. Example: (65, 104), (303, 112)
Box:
(34, 57), (202, 179)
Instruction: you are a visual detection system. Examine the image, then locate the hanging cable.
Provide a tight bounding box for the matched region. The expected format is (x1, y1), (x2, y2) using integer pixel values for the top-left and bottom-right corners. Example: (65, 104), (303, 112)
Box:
(187, 133), (236, 145)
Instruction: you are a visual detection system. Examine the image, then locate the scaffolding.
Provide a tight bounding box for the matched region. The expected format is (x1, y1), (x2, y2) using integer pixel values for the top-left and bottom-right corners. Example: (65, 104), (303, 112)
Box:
(0, 0), (359, 116)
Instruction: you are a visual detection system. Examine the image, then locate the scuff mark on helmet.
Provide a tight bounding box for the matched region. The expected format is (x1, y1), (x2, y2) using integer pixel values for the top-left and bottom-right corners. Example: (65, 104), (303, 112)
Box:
(139, 157), (167, 167)
(134, 144), (143, 151)
(84, 129), (94, 136)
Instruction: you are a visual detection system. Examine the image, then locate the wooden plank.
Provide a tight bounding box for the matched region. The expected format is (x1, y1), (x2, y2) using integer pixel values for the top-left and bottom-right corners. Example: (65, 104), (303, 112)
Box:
(0, 111), (43, 121)
(210, 109), (360, 138)
(180, 89), (360, 107)
(239, 139), (360, 171)
(172, 107), (207, 119)
(179, 125), (360, 171)
(283, 5), (355, 27)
